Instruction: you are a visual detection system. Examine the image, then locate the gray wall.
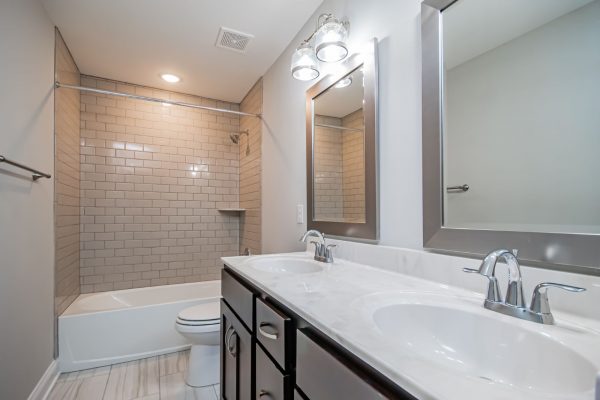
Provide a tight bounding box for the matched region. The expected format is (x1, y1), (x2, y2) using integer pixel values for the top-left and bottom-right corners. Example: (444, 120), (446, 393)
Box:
(261, 0), (423, 252)
(0, 0), (56, 398)
(445, 1), (600, 233)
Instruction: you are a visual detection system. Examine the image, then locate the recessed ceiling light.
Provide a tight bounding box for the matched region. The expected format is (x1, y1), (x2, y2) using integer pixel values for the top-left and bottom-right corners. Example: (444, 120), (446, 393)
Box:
(161, 73), (180, 83)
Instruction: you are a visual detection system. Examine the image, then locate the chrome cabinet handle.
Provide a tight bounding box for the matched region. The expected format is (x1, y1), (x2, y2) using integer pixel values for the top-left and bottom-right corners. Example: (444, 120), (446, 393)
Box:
(530, 282), (585, 315)
(224, 326), (233, 350)
(259, 390), (270, 398)
(225, 326), (237, 357)
(258, 322), (279, 340)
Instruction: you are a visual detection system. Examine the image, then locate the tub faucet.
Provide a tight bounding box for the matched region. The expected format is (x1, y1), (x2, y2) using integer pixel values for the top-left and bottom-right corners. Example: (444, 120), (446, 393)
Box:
(300, 229), (335, 263)
(464, 248), (585, 324)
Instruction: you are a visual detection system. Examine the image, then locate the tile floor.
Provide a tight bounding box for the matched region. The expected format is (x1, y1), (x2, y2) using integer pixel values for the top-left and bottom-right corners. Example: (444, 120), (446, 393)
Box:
(48, 350), (220, 400)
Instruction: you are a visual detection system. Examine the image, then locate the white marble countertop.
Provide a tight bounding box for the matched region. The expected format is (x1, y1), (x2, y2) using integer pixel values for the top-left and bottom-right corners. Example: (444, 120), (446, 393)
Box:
(222, 252), (600, 400)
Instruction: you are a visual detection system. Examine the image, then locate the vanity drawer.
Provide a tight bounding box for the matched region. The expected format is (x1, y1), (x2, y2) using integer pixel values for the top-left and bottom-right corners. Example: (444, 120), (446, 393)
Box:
(256, 344), (291, 400)
(296, 329), (387, 400)
(222, 268), (255, 331)
(256, 297), (293, 370)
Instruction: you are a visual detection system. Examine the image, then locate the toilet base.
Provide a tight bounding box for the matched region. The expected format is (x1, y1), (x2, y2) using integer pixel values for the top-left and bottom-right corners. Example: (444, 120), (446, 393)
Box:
(186, 344), (220, 387)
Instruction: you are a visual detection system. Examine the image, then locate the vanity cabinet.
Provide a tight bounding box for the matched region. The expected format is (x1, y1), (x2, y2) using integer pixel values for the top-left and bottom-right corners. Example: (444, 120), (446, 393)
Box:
(221, 267), (414, 400)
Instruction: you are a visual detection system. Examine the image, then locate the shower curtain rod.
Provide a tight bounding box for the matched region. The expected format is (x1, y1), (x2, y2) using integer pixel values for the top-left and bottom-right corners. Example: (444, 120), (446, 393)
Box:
(314, 123), (364, 132)
(55, 82), (261, 118)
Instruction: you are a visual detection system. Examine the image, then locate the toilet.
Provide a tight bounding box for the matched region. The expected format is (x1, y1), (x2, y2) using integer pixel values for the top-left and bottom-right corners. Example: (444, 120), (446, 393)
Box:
(175, 301), (221, 387)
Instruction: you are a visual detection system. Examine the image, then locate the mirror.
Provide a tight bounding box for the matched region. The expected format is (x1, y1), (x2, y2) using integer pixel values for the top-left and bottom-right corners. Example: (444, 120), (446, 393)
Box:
(306, 39), (378, 240)
(422, 0), (600, 273)
(443, 0), (600, 234)
(313, 67), (366, 223)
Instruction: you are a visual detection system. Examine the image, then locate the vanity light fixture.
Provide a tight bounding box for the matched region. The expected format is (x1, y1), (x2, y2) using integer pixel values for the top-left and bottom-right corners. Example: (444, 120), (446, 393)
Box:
(314, 15), (349, 62)
(334, 76), (352, 89)
(290, 13), (350, 81)
(291, 41), (320, 81)
(160, 73), (180, 83)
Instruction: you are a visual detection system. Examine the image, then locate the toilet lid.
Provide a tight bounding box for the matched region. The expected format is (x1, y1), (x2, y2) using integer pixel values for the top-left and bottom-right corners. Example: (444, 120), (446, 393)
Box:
(177, 302), (220, 323)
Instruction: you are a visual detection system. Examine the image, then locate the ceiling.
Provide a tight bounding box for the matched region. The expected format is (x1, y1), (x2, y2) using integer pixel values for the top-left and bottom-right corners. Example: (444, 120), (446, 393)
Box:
(314, 69), (364, 119)
(443, 0), (595, 69)
(42, 0), (323, 103)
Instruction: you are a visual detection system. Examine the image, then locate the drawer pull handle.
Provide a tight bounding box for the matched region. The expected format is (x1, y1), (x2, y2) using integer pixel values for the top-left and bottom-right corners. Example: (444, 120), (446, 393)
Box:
(259, 389), (270, 398)
(258, 322), (279, 340)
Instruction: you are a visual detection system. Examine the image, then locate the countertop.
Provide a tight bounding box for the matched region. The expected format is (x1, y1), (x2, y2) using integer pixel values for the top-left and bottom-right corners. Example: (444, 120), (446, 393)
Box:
(222, 252), (600, 400)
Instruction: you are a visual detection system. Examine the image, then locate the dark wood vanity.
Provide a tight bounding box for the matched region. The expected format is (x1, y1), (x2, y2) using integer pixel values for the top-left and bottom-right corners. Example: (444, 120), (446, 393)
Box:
(220, 267), (416, 400)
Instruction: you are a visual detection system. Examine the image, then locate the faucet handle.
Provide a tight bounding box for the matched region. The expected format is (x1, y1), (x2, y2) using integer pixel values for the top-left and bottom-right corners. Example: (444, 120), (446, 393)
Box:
(530, 282), (585, 317)
(463, 267), (502, 302)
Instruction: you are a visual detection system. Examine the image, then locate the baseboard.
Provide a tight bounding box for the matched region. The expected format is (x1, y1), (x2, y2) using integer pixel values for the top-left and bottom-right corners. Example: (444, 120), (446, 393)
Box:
(27, 359), (59, 400)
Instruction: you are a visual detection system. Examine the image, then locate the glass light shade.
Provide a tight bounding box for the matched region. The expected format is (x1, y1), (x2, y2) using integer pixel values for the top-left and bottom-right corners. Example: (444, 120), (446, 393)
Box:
(334, 76), (352, 89)
(314, 19), (348, 62)
(291, 44), (320, 81)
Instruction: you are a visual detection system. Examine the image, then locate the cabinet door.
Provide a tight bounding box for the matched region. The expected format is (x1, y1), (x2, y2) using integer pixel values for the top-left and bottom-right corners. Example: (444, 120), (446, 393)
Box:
(221, 299), (253, 400)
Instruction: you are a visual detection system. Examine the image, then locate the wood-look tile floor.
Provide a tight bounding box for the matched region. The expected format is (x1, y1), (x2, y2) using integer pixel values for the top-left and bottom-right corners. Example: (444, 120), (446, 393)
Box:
(48, 350), (220, 400)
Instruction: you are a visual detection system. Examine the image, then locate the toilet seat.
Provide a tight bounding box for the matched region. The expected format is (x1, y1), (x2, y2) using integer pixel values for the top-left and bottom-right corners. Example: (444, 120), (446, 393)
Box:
(176, 302), (220, 327)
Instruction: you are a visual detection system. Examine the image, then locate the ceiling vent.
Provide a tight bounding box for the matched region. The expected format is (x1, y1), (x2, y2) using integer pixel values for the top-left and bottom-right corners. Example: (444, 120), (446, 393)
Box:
(215, 27), (253, 53)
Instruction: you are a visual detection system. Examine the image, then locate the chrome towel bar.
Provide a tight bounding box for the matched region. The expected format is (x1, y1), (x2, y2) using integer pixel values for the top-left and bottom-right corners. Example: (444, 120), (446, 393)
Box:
(0, 155), (51, 181)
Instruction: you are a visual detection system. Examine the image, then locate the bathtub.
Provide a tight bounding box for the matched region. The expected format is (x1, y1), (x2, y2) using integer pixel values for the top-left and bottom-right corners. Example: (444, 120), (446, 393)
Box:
(58, 281), (220, 372)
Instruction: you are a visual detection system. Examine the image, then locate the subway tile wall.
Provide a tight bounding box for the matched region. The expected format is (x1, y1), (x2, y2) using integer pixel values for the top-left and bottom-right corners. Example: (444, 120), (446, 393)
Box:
(314, 115), (344, 220)
(341, 109), (365, 222)
(313, 110), (365, 222)
(54, 30), (81, 322)
(239, 79), (262, 255)
(79, 76), (241, 293)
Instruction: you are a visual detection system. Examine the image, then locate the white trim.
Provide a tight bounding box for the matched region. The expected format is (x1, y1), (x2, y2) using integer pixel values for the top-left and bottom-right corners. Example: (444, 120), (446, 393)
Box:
(27, 360), (59, 400)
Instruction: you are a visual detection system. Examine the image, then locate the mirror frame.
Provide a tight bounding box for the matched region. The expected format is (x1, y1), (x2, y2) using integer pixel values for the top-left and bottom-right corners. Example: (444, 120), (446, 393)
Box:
(306, 38), (379, 240)
(421, 0), (600, 275)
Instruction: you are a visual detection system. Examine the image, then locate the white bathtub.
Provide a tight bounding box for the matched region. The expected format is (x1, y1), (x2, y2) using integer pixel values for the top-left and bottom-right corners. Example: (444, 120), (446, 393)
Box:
(58, 281), (221, 372)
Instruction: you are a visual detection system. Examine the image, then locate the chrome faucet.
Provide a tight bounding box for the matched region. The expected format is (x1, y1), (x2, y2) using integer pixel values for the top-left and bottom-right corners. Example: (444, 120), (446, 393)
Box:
(464, 249), (585, 324)
(300, 229), (335, 263)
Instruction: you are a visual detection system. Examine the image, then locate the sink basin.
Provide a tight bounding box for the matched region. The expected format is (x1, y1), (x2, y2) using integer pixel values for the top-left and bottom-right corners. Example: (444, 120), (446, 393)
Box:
(246, 256), (324, 274)
(365, 294), (597, 396)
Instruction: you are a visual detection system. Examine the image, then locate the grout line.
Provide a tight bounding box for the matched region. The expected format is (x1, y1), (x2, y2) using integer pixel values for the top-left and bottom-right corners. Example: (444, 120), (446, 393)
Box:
(100, 364), (111, 400)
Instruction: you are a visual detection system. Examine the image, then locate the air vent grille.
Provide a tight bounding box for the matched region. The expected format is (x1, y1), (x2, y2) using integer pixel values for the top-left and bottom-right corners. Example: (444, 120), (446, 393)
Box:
(216, 27), (253, 53)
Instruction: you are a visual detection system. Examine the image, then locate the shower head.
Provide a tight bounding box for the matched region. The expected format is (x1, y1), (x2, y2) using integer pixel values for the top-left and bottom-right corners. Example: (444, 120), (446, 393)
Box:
(230, 130), (250, 155)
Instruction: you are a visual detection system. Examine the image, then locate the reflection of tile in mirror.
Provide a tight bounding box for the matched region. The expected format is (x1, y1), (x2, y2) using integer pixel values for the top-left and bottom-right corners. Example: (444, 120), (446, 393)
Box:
(313, 67), (367, 223)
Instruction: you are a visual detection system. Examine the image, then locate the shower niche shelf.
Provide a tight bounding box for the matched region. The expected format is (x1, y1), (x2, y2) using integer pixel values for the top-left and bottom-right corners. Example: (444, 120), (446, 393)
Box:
(218, 208), (246, 213)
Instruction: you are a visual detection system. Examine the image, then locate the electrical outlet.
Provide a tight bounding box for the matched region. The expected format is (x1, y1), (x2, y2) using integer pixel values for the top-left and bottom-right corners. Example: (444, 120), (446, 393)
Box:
(297, 204), (304, 224)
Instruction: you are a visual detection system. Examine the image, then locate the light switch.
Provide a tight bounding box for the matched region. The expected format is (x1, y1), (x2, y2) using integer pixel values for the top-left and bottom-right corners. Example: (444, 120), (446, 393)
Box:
(297, 204), (304, 224)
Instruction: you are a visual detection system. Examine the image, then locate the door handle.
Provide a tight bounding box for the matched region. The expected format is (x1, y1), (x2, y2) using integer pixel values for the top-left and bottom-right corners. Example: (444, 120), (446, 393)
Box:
(446, 184), (469, 192)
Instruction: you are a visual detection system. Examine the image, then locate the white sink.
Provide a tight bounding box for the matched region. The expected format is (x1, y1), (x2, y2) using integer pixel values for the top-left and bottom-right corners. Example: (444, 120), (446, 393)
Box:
(359, 293), (598, 397)
(245, 256), (324, 274)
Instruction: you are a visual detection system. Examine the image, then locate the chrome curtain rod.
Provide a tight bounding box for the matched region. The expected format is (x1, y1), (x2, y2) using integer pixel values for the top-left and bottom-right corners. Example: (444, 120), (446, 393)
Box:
(55, 82), (261, 118)
(314, 123), (364, 132)
(0, 155), (51, 181)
